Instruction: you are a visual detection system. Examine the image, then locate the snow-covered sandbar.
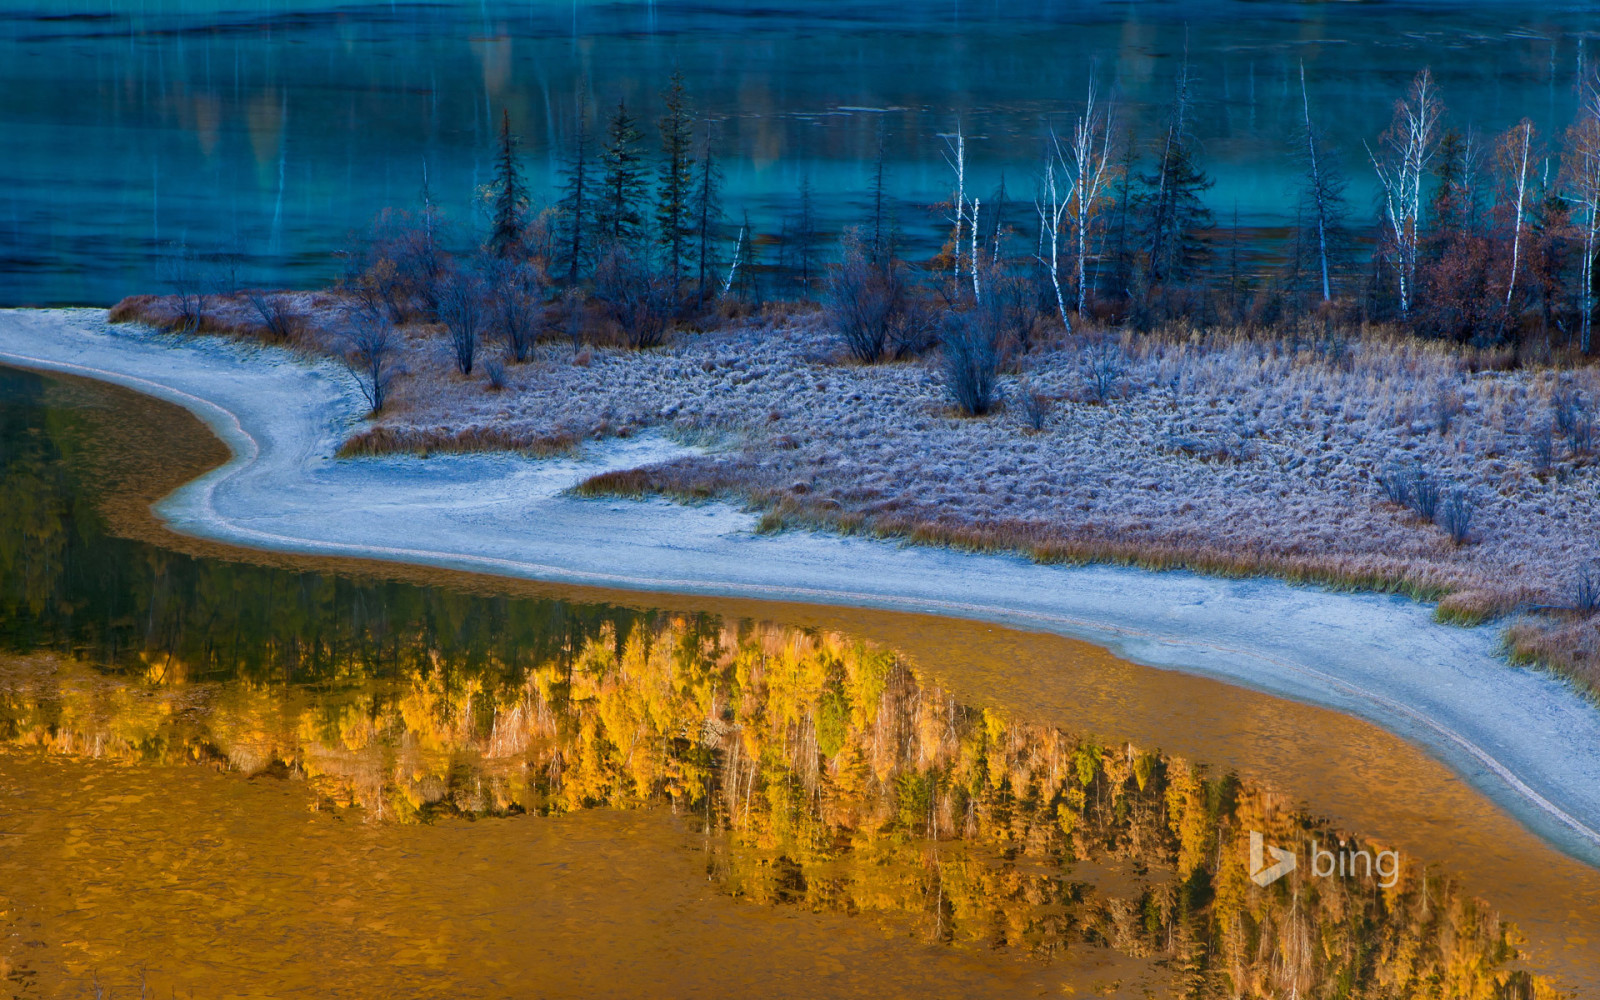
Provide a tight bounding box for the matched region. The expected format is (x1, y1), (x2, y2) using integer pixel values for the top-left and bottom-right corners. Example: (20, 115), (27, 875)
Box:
(4, 307), (1599, 866)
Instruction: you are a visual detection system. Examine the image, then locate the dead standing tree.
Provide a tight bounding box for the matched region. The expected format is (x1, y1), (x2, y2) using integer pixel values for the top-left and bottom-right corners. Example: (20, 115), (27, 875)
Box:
(1298, 62), (1340, 303)
(1366, 68), (1444, 319)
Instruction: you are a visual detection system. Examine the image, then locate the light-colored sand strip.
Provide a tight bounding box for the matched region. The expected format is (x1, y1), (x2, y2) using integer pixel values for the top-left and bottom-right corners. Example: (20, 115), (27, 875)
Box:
(4, 307), (1599, 865)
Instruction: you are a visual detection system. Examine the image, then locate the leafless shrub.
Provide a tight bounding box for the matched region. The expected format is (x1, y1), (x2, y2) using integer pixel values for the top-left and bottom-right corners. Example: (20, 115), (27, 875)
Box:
(941, 301), (1004, 416)
(886, 292), (937, 359)
(1576, 561), (1600, 612)
(593, 247), (671, 350)
(1531, 424), (1555, 475)
(1437, 486), (1473, 544)
(159, 242), (207, 333)
(1377, 463), (1412, 505)
(562, 287), (586, 351)
(245, 290), (297, 342)
(1432, 384), (1464, 435)
(438, 270), (486, 375)
(1553, 388), (1591, 453)
(1575, 418), (1596, 454)
(1018, 380), (1053, 432)
(486, 258), (543, 362)
(343, 309), (397, 414)
(484, 356), (508, 390)
(368, 208), (449, 320)
(1081, 343), (1124, 404)
(826, 230), (928, 363)
(1407, 468), (1441, 521)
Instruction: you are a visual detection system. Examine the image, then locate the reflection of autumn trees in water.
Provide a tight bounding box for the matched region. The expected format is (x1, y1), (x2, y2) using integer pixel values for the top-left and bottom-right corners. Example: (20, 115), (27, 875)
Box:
(1, 627), (1551, 999)
(0, 368), (1554, 998)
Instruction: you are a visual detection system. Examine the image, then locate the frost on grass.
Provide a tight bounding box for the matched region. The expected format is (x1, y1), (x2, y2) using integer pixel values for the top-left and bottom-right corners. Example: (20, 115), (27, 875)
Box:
(112, 294), (1600, 692)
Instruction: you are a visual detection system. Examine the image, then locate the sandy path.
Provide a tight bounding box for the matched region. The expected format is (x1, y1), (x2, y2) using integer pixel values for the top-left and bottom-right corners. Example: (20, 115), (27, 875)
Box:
(3, 307), (1598, 866)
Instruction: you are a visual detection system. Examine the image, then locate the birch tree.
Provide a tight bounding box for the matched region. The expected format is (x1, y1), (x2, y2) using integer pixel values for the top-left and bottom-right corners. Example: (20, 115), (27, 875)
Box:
(1064, 80), (1118, 316)
(942, 123), (974, 291)
(1564, 81), (1600, 353)
(1497, 118), (1535, 309)
(1366, 68), (1444, 318)
(1035, 136), (1072, 331)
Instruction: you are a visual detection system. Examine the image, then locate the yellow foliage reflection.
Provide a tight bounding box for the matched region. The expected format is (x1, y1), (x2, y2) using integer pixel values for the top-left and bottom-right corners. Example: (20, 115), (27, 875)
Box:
(0, 613), (1558, 999)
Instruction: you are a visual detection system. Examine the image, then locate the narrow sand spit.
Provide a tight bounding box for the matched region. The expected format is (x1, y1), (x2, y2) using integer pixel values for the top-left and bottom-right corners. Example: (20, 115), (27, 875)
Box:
(4, 307), (1599, 866)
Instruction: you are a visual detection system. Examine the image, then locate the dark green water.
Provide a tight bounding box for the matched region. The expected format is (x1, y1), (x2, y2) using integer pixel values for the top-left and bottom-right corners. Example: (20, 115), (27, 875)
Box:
(0, 0), (1592, 304)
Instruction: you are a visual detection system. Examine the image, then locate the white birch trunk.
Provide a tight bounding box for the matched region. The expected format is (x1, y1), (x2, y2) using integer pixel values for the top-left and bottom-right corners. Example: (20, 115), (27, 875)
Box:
(1506, 121), (1532, 308)
(721, 224), (744, 299)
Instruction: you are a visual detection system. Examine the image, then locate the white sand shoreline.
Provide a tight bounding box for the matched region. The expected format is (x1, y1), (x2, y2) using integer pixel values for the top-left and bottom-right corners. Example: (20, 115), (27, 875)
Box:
(4, 306), (1599, 867)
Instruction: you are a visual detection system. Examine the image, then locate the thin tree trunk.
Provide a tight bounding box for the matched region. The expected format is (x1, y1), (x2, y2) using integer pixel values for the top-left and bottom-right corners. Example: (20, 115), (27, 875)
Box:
(1299, 63), (1331, 302)
(721, 223), (745, 299)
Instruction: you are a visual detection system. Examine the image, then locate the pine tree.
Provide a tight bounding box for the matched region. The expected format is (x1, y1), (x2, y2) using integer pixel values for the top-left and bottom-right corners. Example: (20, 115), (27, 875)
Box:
(656, 71), (697, 289)
(558, 87), (593, 284)
(794, 176), (818, 292)
(693, 125), (724, 304)
(598, 99), (647, 250)
(1140, 63), (1213, 285)
(489, 109), (529, 258)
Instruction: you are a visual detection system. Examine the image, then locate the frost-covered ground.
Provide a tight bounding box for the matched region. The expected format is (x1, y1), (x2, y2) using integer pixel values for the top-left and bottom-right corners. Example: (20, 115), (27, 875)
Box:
(313, 307), (1600, 688)
(6, 306), (1600, 867)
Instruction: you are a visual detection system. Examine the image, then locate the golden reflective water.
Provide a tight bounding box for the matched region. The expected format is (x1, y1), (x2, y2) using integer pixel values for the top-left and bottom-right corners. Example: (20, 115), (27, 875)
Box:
(1, 365), (1597, 998)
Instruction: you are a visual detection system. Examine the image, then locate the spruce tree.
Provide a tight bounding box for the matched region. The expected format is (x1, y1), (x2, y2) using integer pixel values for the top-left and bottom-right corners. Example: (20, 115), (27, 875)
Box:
(489, 109), (528, 258)
(598, 99), (647, 250)
(794, 176), (817, 292)
(1140, 65), (1213, 285)
(656, 71), (696, 289)
(558, 90), (593, 284)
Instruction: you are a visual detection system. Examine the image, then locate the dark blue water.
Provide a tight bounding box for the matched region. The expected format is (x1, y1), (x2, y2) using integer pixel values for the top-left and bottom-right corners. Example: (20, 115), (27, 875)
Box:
(0, 0), (1592, 304)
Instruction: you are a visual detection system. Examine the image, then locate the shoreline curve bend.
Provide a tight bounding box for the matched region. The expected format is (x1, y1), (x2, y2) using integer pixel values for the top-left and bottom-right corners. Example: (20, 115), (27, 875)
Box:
(4, 307), (1599, 867)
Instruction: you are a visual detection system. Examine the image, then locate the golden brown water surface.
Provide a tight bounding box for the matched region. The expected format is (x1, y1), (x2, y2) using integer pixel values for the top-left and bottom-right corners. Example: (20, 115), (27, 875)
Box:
(1, 365), (1597, 998)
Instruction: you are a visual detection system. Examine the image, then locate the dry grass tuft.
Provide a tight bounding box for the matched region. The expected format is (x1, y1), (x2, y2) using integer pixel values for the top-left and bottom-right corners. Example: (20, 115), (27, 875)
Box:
(1505, 615), (1600, 699)
(339, 425), (583, 458)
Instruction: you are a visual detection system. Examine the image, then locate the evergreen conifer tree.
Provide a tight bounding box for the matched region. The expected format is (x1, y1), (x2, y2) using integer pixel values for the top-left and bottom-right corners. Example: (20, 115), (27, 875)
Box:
(558, 89), (593, 284)
(1140, 64), (1213, 284)
(489, 109), (529, 258)
(656, 72), (696, 288)
(598, 99), (647, 250)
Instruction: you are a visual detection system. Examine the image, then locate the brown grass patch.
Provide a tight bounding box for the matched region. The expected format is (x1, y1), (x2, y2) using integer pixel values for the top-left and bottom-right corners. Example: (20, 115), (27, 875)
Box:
(339, 425), (584, 458)
(1505, 615), (1600, 698)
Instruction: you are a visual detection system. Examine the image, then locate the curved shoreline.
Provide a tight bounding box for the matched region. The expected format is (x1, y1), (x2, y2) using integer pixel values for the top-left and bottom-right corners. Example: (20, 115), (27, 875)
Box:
(4, 307), (1600, 867)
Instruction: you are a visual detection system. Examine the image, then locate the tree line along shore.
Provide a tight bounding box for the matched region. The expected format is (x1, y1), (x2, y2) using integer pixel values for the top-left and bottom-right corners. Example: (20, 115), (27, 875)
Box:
(108, 66), (1600, 697)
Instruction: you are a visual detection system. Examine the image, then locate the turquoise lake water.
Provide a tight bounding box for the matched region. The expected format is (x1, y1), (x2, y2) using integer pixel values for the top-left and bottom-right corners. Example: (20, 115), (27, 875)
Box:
(0, 0), (1593, 304)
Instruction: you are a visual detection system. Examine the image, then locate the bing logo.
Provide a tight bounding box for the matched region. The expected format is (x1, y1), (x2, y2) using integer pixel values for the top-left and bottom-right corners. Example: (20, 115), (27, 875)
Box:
(1248, 831), (1402, 889)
